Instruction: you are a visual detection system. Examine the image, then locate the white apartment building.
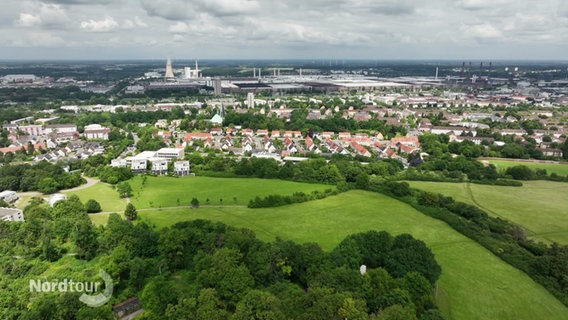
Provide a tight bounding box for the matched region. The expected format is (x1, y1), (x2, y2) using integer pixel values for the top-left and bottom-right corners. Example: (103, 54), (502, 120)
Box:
(0, 208), (24, 222)
(174, 161), (190, 176)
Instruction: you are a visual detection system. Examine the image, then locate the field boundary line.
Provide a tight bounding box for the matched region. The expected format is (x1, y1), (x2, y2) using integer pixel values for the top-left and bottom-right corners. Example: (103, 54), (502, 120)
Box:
(465, 182), (539, 236)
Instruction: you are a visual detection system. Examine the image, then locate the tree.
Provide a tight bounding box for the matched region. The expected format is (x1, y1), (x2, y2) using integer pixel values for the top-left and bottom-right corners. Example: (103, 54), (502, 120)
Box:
(37, 177), (59, 194)
(355, 172), (370, 190)
(233, 290), (286, 320)
(141, 277), (178, 315)
(561, 139), (568, 160)
(505, 165), (534, 180)
(72, 215), (99, 260)
(191, 197), (200, 208)
(116, 181), (132, 198)
(338, 297), (369, 320)
(196, 288), (230, 320)
(124, 203), (138, 221)
(378, 304), (417, 320)
(51, 195), (86, 219)
(85, 199), (102, 213)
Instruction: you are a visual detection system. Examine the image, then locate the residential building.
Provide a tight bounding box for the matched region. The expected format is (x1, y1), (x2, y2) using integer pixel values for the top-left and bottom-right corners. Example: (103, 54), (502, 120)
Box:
(45, 124), (77, 134)
(152, 159), (169, 175)
(84, 124), (111, 140)
(111, 159), (128, 168)
(130, 159), (147, 172)
(0, 191), (18, 203)
(174, 161), (190, 176)
(155, 119), (168, 129)
(155, 147), (184, 160)
(0, 208), (24, 222)
(19, 125), (44, 136)
(185, 132), (213, 142)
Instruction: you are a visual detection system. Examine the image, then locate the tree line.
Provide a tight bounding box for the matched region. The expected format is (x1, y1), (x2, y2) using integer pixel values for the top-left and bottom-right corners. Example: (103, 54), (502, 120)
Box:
(0, 162), (84, 193)
(372, 181), (568, 307)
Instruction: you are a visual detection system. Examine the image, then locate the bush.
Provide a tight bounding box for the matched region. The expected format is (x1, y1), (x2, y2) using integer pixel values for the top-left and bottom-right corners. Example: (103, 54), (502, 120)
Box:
(470, 179), (523, 186)
(248, 189), (337, 208)
(85, 199), (102, 213)
(505, 165), (534, 180)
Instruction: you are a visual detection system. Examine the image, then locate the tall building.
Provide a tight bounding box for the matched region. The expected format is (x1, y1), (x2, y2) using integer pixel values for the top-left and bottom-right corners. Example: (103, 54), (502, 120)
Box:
(213, 78), (222, 95)
(247, 92), (255, 109)
(165, 57), (175, 79)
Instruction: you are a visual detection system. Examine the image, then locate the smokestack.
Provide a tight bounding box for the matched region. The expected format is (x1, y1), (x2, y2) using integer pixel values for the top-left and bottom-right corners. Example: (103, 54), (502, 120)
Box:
(435, 67), (439, 80)
(488, 62), (492, 85)
(253, 67), (256, 78)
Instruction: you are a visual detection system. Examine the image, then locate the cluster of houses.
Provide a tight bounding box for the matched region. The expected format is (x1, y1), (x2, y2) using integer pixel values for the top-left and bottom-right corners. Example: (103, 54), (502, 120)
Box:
(1, 120), (111, 162)
(170, 125), (421, 163)
(33, 141), (105, 162)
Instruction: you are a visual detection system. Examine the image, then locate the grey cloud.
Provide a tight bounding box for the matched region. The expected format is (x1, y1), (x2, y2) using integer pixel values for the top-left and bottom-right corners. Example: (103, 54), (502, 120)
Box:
(353, 0), (416, 15)
(43, 0), (114, 4)
(194, 0), (260, 17)
(140, 0), (193, 20)
(559, 2), (568, 17)
(458, 0), (499, 10)
(15, 3), (70, 29)
(140, 0), (259, 21)
(0, 0), (567, 60)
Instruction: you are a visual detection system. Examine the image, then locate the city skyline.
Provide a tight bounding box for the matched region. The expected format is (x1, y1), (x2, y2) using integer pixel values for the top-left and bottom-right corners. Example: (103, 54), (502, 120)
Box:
(1, 0), (567, 60)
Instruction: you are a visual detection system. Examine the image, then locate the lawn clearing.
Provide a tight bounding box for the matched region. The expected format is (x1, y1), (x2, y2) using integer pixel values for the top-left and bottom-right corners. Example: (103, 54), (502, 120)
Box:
(129, 175), (334, 208)
(408, 181), (568, 244)
(64, 182), (127, 213)
(138, 191), (568, 320)
(485, 159), (568, 176)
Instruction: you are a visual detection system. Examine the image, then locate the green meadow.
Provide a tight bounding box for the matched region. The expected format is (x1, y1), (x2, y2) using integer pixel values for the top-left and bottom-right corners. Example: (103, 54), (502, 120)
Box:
(64, 182), (127, 213)
(128, 175), (334, 208)
(131, 191), (567, 320)
(85, 177), (568, 319)
(408, 181), (568, 244)
(486, 159), (568, 176)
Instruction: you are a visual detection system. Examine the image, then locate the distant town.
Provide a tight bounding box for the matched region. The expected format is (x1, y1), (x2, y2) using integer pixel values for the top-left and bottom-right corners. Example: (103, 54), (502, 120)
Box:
(1, 59), (567, 171)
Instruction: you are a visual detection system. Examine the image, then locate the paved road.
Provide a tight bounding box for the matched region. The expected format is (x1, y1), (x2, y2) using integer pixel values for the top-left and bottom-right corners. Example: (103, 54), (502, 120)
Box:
(63, 176), (99, 192)
(14, 175), (100, 207)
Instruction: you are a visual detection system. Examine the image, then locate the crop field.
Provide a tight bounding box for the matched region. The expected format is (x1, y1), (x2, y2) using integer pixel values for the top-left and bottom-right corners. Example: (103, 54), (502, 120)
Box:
(408, 181), (568, 244)
(128, 175), (334, 208)
(129, 191), (567, 320)
(485, 159), (568, 176)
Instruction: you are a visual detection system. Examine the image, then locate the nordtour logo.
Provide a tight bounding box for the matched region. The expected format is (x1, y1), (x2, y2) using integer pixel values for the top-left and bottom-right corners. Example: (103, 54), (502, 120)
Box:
(29, 269), (113, 307)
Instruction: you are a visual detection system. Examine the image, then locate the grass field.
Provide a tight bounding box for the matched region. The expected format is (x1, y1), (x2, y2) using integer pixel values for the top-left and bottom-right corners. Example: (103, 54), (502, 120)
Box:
(485, 159), (568, 176)
(123, 191), (568, 320)
(129, 175), (334, 208)
(408, 181), (568, 244)
(64, 183), (127, 213)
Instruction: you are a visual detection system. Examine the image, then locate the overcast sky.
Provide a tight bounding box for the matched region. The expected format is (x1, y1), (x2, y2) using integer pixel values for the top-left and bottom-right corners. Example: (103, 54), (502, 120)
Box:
(1, 0), (567, 60)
